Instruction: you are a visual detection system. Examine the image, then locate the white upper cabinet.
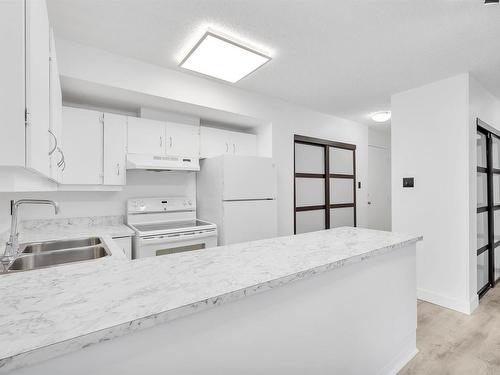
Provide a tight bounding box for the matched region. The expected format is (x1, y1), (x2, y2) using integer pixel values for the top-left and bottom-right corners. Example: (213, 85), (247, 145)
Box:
(0, 0), (52, 179)
(231, 131), (257, 156)
(61, 107), (103, 185)
(127, 117), (164, 155)
(25, 0), (51, 177)
(127, 117), (201, 157)
(103, 113), (127, 185)
(200, 127), (230, 158)
(200, 126), (257, 158)
(49, 28), (63, 183)
(165, 121), (200, 157)
(0, 0), (25, 168)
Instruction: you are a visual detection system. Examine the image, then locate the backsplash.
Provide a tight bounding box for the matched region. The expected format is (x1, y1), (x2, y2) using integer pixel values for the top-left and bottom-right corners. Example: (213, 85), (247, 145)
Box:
(0, 170), (196, 234)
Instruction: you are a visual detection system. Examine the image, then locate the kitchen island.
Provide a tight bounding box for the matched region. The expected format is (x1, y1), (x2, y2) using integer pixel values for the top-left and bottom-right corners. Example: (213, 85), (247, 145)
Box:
(0, 227), (421, 375)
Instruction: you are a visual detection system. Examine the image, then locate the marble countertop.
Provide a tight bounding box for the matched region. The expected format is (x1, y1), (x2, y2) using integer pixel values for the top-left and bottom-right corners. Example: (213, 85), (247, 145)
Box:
(0, 216), (135, 245)
(0, 227), (422, 373)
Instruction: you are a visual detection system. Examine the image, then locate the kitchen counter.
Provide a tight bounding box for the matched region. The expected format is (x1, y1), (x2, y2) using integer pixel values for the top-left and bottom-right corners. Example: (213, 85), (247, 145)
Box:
(0, 216), (134, 245)
(0, 227), (421, 373)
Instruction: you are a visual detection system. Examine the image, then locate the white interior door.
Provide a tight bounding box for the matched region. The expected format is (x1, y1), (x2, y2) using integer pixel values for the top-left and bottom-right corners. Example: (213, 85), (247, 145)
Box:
(103, 113), (127, 185)
(25, 0), (50, 177)
(222, 200), (278, 245)
(223, 156), (277, 200)
(367, 145), (391, 230)
(127, 117), (165, 155)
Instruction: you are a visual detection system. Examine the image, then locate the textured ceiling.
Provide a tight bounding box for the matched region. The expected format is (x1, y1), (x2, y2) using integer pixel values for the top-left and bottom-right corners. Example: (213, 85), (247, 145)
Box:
(47, 0), (500, 128)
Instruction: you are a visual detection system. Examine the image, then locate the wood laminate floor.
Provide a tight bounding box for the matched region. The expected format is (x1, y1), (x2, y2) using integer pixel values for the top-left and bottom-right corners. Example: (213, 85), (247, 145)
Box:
(400, 287), (500, 374)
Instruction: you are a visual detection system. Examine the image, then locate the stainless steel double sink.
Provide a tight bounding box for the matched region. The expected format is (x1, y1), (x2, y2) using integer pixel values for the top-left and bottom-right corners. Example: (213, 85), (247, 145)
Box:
(2, 237), (110, 273)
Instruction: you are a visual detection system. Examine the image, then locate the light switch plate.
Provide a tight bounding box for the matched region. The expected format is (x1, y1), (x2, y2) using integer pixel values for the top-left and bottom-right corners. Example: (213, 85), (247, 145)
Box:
(403, 177), (414, 188)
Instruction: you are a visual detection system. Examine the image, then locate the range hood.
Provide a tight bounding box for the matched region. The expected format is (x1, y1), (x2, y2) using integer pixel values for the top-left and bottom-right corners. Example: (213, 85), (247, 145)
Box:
(126, 154), (200, 171)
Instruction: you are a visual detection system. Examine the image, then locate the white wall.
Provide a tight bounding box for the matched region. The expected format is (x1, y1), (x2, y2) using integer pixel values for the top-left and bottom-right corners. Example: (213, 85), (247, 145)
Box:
(50, 38), (369, 235)
(368, 127), (390, 149)
(391, 73), (474, 313)
(468, 75), (500, 299)
(0, 171), (196, 234)
(367, 128), (391, 231)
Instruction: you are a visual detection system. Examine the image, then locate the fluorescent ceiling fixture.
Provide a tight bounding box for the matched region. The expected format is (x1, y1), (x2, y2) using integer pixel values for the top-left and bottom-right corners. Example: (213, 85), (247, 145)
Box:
(180, 31), (271, 83)
(371, 111), (391, 123)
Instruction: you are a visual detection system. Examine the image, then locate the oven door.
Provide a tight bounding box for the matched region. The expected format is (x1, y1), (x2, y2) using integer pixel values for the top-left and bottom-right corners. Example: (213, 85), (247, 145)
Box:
(134, 229), (217, 259)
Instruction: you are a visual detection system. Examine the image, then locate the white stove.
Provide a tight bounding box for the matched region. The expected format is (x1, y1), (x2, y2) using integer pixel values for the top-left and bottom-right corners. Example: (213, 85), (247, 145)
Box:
(127, 197), (217, 259)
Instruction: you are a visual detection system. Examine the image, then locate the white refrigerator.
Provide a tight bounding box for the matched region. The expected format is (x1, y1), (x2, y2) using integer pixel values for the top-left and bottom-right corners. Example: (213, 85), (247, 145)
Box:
(197, 155), (278, 246)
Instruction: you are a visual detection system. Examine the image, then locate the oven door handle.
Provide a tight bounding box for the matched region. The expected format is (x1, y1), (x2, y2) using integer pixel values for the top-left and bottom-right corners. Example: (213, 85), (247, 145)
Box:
(140, 230), (216, 244)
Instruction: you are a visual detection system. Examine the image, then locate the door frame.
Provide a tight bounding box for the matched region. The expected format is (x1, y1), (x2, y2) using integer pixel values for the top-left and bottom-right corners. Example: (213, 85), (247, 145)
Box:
(477, 118), (500, 298)
(293, 134), (357, 234)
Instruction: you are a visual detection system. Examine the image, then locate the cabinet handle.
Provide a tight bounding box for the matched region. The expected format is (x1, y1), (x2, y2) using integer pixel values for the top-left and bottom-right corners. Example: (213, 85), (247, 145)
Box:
(160, 136), (163, 147)
(225, 142), (229, 153)
(233, 143), (236, 154)
(56, 147), (64, 167)
(117, 163), (120, 176)
(169, 136), (173, 148)
(48, 130), (57, 156)
(61, 161), (66, 172)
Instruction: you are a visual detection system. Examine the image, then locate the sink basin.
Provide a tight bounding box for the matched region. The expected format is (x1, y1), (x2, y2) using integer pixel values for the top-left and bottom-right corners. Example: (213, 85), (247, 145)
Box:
(1, 237), (111, 274)
(8, 246), (110, 271)
(21, 237), (101, 253)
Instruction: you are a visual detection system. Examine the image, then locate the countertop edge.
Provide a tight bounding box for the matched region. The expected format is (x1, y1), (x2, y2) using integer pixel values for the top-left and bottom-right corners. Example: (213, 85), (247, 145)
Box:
(0, 234), (421, 373)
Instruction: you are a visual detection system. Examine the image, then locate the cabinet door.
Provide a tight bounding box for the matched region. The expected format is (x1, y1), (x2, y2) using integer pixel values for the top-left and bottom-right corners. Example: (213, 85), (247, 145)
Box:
(0, 0), (25, 167)
(230, 132), (257, 156)
(165, 122), (200, 157)
(25, 0), (50, 177)
(200, 126), (231, 158)
(113, 236), (132, 260)
(61, 107), (103, 185)
(103, 113), (127, 185)
(127, 117), (165, 155)
(49, 29), (63, 183)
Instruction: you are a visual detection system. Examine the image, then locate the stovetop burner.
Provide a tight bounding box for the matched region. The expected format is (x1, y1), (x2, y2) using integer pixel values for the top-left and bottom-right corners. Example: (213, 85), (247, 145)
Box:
(133, 219), (214, 233)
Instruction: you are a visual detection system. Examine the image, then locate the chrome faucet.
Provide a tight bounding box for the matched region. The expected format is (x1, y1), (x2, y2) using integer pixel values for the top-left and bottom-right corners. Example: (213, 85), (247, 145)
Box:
(2, 199), (60, 262)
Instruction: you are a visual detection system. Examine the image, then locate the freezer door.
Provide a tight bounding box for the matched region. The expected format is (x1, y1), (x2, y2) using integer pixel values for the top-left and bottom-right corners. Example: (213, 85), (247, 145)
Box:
(221, 200), (278, 245)
(223, 156), (277, 200)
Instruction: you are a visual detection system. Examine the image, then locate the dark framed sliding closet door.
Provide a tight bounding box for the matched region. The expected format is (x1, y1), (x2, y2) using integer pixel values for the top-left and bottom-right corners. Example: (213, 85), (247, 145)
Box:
(477, 118), (500, 299)
(294, 135), (356, 234)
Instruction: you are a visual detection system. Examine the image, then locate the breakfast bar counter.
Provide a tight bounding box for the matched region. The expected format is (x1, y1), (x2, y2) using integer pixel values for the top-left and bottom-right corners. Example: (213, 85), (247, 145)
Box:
(0, 227), (422, 374)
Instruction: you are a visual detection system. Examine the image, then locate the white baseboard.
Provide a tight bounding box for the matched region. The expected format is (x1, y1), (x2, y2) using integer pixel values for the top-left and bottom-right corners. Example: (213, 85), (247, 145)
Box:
(377, 332), (418, 375)
(469, 294), (479, 312)
(417, 288), (477, 314)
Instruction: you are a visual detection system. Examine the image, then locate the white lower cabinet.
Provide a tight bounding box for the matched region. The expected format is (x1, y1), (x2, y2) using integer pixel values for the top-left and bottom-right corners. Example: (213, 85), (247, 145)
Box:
(61, 107), (103, 185)
(200, 126), (257, 158)
(113, 236), (132, 260)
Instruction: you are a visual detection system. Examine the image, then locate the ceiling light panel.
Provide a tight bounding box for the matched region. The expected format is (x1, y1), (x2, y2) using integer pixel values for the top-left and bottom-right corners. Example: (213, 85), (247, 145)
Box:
(180, 32), (271, 83)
